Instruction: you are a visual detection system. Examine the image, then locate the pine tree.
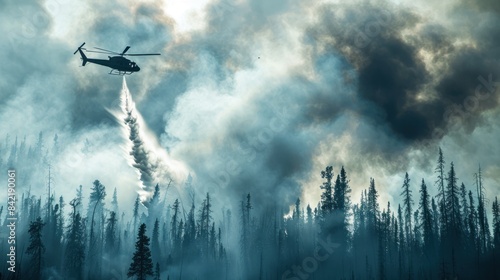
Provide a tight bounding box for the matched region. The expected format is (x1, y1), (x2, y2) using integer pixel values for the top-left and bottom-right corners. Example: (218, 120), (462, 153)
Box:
(460, 183), (469, 239)
(367, 178), (379, 231)
(445, 163), (462, 246)
(468, 191), (478, 252)
(26, 217), (45, 280)
(397, 204), (405, 278)
(306, 204), (313, 225)
(320, 166), (334, 216)
(105, 211), (118, 253)
(401, 172), (413, 247)
(56, 196), (65, 244)
(209, 222), (217, 259)
(339, 166), (352, 211)
(65, 213), (85, 280)
(128, 223), (154, 280)
(152, 218), (161, 262)
(184, 202), (196, 252)
(492, 197), (500, 252)
(198, 192), (213, 249)
(431, 198), (439, 241)
(476, 166), (490, 253)
(245, 193), (252, 224)
(333, 166), (352, 249)
(378, 208), (388, 280)
(419, 179), (434, 253)
(88, 179), (106, 241)
(240, 200), (247, 259)
(176, 217), (184, 250)
(435, 148), (447, 238)
(154, 262), (161, 280)
(171, 199), (180, 249)
(87, 180), (106, 279)
(413, 209), (421, 250)
(111, 187), (119, 214)
(333, 174), (342, 210)
(293, 198), (301, 220)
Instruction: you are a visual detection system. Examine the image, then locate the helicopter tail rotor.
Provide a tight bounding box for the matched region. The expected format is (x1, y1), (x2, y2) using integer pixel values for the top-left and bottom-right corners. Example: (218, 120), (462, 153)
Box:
(74, 43), (88, 66)
(74, 42), (86, 55)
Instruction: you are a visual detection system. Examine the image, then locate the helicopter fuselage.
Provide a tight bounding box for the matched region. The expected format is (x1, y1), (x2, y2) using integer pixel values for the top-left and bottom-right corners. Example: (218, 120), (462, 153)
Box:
(86, 56), (140, 72)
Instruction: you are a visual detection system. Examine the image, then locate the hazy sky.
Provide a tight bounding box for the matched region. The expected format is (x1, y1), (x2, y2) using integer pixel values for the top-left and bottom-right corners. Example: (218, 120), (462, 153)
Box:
(1, 0), (499, 216)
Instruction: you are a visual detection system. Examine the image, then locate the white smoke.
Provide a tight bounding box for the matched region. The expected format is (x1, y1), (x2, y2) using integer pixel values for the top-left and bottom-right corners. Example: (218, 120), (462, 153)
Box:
(108, 77), (189, 202)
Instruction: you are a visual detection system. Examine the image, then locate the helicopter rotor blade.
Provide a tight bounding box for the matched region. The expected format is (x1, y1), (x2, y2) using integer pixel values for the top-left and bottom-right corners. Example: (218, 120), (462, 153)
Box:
(121, 46), (131, 55)
(94, 47), (120, 54)
(123, 53), (161, 56)
(85, 50), (117, 54)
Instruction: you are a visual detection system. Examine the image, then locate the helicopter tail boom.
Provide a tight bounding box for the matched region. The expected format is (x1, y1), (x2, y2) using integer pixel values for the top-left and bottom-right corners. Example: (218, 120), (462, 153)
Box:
(79, 49), (88, 66)
(74, 42), (88, 66)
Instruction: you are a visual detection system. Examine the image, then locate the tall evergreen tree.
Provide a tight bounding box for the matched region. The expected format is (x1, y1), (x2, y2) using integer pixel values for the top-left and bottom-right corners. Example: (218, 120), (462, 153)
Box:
(401, 172), (413, 246)
(467, 190), (478, 252)
(333, 175), (342, 210)
(171, 199), (180, 249)
(397, 204), (405, 278)
(435, 148), (447, 238)
(88, 179), (106, 241)
(209, 222), (217, 259)
(240, 193), (253, 268)
(367, 178), (379, 231)
(128, 223), (154, 280)
(419, 179), (434, 254)
(306, 204), (313, 225)
(198, 192), (213, 248)
(65, 213), (86, 280)
(152, 218), (161, 262)
(184, 202), (196, 252)
(154, 262), (161, 280)
(445, 163), (462, 246)
(293, 198), (301, 220)
(476, 166), (490, 253)
(492, 197), (500, 252)
(459, 183), (470, 239)
(111, 187), (119, 214)
(431, 198), (439, 241)
(56, 196), (65, 244)
(320, 166), (334, 216)
(339, 166), (352, 212)
(87, 180), (106, 279)
(26, 217), (45, 280)
(333, 166), (352, 249)
(105, 211), (118, 253)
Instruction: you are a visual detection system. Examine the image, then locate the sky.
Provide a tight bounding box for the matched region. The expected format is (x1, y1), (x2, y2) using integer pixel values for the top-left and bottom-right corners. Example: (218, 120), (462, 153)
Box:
(0, 0), (499, 217)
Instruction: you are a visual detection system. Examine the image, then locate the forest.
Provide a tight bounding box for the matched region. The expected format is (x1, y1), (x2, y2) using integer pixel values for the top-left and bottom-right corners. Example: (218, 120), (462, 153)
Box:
(0, 132), (499, 280)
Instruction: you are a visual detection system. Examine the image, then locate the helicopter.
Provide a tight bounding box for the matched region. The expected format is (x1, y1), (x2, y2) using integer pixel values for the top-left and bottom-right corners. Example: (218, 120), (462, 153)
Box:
(73, 42), (160, 75)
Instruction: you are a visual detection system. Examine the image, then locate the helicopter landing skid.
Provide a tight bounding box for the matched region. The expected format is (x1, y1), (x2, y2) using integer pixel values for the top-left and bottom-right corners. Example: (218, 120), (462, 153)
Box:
(109, 69), (133, 75)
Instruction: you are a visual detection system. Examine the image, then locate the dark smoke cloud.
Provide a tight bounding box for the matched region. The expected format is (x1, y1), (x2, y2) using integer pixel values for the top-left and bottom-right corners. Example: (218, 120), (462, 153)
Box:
(306, 1), (500, 143)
